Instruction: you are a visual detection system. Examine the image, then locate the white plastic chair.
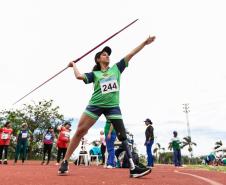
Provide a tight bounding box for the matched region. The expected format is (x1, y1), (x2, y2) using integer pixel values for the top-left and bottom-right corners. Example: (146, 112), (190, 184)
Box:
(77, 138), (90, 166)
(90, 154), (99, 166)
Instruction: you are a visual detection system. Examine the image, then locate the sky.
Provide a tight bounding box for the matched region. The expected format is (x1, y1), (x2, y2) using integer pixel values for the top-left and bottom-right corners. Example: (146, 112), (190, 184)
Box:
(1, 0), (226, 157)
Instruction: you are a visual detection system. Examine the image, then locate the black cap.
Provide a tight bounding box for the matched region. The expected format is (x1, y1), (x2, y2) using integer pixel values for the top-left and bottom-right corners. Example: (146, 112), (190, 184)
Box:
(64, 122), (72, 126)
(95, 46), (111, 63)
(144, 118), (152, 124)
(48, 126), (53, 129)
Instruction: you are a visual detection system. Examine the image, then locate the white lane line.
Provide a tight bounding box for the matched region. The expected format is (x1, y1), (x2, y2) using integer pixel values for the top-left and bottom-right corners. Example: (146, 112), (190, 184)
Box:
(174, 170), (224, 185)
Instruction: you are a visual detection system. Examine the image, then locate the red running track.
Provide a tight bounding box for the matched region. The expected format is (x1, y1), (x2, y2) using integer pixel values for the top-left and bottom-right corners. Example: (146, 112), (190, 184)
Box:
(0, 161), (225, 185)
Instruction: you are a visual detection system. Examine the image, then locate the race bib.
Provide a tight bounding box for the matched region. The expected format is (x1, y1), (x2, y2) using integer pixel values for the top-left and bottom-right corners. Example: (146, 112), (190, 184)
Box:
(1, 133), (8, 140)
(22, 133), (28, 139)
(64, 132), (70, 138)
(45, 134), (52, 140)
(100, 77), (119, 94)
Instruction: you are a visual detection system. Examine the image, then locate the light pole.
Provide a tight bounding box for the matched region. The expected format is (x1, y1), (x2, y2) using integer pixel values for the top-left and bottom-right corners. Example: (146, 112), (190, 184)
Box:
(183, 103), (191, 138)
(182, 103), (193, 158)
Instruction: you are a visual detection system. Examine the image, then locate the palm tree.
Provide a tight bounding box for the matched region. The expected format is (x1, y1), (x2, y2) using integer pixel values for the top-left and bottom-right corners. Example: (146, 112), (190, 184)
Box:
(214, 140), (223, 150)
(181, 136), (197, 158)
(153, 143), (165, 163)
(153, 143), (160, 163)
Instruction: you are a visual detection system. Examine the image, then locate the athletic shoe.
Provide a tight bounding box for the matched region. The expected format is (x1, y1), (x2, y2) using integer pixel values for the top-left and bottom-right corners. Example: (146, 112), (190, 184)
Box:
(55, 162), (60, 166)
(58, 160), (69, 175)
(106, 165), (115, 169)
(41, 161), (45, 165)
(3, 160), (8, 165)
(0, 161), (2, 164)
(130, 165), (151, 178)
(46, 161), (49, 165)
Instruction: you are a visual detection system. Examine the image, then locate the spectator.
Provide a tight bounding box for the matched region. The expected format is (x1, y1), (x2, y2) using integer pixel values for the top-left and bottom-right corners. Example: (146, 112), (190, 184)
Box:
(56, 122), (71, 165)
(104, 120), (117, 168)
(144, 118), (154, 168)
(100, 130), (106, 165)
(14, 123), (32, 164)
(171, 131), (182, 167)
(41, 126), (55, 165)
(204, 152), (216, 165)
(0, 122), (13, 164)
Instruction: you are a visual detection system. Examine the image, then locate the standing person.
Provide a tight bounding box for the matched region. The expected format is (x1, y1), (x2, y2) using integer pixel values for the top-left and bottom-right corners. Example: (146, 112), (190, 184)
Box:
(14, 123), (32, 164)
(56, 122), (71, 165)
(41, 126), (55, 165)
(144, 118), (154, 168)
(58, 35), (155, 178)
(171, 131), (182, 167)
(0, 122), (13, 164)
(104, 120), (117, 168)
(100, 130), (106, 165)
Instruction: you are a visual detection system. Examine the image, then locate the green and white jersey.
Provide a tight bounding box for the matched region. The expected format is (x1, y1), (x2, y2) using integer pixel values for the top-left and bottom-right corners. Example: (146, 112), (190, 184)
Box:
(83, 59), (128, 108)
(171, 137), (181, 150)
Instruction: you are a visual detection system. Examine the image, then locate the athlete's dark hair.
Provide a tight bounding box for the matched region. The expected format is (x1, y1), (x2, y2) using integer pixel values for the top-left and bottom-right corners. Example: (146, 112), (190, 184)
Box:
(92, 63), (101, 71)
(93, 52), (101, 71)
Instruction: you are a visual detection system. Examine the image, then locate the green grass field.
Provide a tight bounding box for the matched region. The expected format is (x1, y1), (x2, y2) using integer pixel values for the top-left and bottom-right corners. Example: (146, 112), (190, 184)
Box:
(187, 165), (226, 173)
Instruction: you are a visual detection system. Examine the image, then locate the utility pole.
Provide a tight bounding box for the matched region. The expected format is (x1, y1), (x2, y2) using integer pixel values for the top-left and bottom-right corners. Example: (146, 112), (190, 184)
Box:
(183, 103), (191, 138)
(183, 103), (193, 158)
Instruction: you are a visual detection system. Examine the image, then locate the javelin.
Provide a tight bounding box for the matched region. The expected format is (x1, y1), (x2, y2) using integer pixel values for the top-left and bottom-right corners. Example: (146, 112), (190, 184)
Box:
(13, 19), (138, 105)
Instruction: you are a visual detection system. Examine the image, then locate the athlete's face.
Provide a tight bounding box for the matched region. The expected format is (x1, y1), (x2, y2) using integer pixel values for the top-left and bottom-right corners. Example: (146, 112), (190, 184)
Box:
(22, 125), (27, 129)
(98, 51), (110, 65)
(65, 124), (71, 129)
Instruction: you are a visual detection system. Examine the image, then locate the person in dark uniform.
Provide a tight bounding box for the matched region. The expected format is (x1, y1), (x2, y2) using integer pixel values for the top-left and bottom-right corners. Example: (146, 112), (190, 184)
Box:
(144, 118), (154, 168)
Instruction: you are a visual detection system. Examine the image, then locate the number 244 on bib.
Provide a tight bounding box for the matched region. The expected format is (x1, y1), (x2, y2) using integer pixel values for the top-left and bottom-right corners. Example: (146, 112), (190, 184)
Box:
(100, 80), (119, 94)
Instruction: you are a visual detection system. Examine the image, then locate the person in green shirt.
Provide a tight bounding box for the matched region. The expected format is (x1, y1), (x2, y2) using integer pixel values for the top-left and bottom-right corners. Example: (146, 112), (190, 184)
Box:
(14, 123), (32, 164)
(171, 131), (182, 167)
(104, 120), (116, 168)
(58, 35), (155, 178)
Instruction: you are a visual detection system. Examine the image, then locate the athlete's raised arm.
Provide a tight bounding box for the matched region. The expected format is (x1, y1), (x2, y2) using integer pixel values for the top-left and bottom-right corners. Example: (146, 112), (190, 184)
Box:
(68, 61), (85, 81)
(124, 36), (155, 63)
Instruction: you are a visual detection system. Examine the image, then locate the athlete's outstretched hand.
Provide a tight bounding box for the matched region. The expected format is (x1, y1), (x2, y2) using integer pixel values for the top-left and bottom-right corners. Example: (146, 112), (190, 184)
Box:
(145, 36), (156, 45)
(124, 35), (156, 63)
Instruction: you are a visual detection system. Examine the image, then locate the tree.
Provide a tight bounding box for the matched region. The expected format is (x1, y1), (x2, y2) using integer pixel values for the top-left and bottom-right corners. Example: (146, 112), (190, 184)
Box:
(139, 154), (147, 166)
(0, 100), (68, 159)
(181, 136), (197, 158)
(159, 152), (173, 164)
(153, 143), (165, 163)
(214, 140), (223, 150)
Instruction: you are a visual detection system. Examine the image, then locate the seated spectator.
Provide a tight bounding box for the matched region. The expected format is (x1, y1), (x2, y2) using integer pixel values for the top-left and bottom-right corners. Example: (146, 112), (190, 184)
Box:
(204, 152), (216, 165)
